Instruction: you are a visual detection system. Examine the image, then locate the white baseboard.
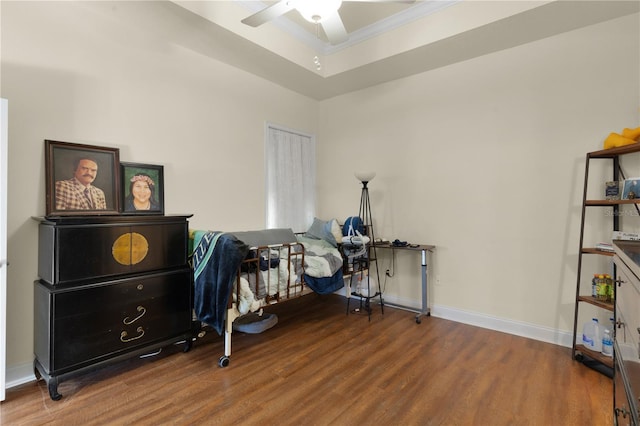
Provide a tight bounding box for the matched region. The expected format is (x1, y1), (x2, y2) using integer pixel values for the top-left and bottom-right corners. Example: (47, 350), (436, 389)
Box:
(381, 294), (574, 348)
(6, 361), (36, 389)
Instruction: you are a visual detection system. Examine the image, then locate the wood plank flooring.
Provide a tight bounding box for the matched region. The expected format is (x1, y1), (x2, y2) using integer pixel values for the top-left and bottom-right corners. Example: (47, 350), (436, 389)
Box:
(1, 294), (613, 425)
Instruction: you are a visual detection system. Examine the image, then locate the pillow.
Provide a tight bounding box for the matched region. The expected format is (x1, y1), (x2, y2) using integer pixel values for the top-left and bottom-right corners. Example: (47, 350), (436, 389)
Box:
(306, 217), (326, 240)
(329, 219), (342, 242)
(306, 217), (338, 247)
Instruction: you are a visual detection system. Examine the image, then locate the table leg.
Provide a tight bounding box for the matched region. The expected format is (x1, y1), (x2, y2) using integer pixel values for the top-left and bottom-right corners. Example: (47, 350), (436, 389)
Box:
(415, 249), (431, 323)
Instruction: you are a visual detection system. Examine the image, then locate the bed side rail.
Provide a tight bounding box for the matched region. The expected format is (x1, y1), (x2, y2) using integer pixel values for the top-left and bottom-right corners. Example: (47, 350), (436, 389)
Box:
(231, 241), (305, 307)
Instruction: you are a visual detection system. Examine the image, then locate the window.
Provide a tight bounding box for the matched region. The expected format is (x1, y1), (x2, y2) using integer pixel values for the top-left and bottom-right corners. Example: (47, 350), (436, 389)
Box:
(265, 123), (316, 232)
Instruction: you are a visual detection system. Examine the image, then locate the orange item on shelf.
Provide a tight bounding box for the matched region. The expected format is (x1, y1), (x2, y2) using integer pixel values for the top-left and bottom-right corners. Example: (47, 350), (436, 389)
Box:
(604, 132), (637, 149)
(622, 126), (640, 141)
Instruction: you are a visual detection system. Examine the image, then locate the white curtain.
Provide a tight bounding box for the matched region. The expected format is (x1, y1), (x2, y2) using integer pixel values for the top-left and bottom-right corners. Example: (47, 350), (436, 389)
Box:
(265, 124), (316, 232)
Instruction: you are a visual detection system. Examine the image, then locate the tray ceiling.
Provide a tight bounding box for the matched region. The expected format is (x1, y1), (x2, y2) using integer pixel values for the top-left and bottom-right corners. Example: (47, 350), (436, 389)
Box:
(141, 1), (639, 100)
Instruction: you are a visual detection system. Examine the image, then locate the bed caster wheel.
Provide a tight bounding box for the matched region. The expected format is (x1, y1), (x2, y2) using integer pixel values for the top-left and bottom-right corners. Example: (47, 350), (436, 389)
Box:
(218, 356), (230, 368)
(575, 353), (584, 362)
(416, 317), (422, 324)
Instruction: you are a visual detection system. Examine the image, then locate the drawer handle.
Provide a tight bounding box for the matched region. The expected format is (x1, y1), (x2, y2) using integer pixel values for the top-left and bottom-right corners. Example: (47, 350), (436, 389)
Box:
(123, 306), (146, 325)
(120, 327), (144, 343)
(137, 284), (144, 291)
(616, 278), (626, 287)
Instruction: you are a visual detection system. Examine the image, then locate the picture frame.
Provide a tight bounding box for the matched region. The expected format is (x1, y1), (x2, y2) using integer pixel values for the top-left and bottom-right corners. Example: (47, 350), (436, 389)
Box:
(120, 162), (164, 215)
(622, 177), (640, 200)
(45, 140), (120, 216)
(605, 181), (621, 200)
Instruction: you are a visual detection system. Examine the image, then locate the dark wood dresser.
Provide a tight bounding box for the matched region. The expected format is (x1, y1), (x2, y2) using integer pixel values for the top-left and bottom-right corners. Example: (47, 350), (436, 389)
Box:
(613, 240), (640, 425)
(33, 215), (193, 400)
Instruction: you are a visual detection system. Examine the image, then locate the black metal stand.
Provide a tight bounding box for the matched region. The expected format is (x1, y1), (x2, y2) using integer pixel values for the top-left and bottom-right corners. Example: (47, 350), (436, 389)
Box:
(346, 179), (384, 320)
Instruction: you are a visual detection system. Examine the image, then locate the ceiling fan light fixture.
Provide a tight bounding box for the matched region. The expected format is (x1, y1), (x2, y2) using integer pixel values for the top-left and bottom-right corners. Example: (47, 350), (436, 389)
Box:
(293, 0), (343, 23)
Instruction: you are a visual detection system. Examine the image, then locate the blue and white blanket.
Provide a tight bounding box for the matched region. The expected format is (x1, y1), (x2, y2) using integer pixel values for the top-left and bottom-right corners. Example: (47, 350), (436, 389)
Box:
(192, 231), (249, 335)
(295, 235), (344, 295)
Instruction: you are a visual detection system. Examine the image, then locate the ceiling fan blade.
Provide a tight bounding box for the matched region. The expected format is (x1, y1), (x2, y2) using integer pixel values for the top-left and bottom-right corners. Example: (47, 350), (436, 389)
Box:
(321, 11), (349, 45)
(241, 1), (296, 27)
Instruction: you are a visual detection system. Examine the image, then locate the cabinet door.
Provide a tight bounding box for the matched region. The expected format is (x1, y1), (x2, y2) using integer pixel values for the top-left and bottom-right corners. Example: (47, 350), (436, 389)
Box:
(53, 224), (131, 283)
(50, 269), (191, 373)
(616, 258), (640, 355)
(615, 256), (640, 425)
(615, 355), (632, 426)
(129, 222), (187, 273)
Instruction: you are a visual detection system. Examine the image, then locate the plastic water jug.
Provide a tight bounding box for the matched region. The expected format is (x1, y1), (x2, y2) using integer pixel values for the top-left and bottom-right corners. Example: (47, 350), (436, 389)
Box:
(602, 329), (613, 356)
(582, 318), (602, 352)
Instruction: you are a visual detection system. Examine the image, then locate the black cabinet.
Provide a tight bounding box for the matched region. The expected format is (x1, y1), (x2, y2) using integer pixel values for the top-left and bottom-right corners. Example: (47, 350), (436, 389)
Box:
(33, 215), (193, 400)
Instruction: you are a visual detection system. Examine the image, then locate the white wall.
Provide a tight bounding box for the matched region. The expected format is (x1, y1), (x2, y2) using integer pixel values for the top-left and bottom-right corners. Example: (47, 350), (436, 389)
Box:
(1, 1), (638, 386)
(317, 13), (639, 342)
(0, 1), (318, 384)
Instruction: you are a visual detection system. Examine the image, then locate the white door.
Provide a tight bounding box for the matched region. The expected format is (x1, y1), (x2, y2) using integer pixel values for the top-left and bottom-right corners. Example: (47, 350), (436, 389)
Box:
(0, 98), (8, 401)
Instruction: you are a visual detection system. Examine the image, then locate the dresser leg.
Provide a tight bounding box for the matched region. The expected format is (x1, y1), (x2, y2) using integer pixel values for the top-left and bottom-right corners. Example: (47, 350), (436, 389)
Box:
(48, 378), (62, 401)
(183, 338), (192, 353)
(34, 359), (62, 401)
(33, 360), (41, 381)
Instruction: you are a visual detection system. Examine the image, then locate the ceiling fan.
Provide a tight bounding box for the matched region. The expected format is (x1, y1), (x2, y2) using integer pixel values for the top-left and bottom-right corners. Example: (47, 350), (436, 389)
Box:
(241, 0), (415, 46)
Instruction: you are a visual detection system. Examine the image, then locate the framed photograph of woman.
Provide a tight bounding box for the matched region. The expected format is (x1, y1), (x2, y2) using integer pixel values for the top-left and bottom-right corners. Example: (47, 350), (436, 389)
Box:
(120, 162), (164, 215)
(45, 140), (120, 216)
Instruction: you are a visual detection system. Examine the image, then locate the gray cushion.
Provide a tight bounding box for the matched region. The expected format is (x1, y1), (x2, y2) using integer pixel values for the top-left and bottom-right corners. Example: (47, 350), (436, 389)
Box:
(233, 312), (278, 334)
(231, 228), (297, 248)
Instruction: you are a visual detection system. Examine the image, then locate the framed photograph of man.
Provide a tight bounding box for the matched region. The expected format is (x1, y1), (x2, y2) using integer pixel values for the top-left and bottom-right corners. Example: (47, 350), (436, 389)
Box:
(45, 140), (120, 216)
(120, 162), (164, 215)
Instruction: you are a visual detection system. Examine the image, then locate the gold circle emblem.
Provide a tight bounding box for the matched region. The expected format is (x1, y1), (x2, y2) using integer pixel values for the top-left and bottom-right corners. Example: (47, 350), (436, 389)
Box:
(112, 232), (149, 266)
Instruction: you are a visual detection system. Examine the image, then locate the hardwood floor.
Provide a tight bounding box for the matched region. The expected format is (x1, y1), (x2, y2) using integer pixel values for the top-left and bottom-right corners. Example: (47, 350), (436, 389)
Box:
(2, 294), (613, 425)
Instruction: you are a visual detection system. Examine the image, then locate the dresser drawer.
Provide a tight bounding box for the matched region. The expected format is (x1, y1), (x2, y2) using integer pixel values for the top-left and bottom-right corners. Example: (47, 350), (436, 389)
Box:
(38, 219), (188, 285)
(35, 268), (192, 374)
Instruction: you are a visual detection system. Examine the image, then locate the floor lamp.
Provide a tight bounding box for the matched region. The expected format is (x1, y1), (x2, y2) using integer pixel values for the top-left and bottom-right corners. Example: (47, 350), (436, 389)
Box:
(351, 172), (383, 319)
